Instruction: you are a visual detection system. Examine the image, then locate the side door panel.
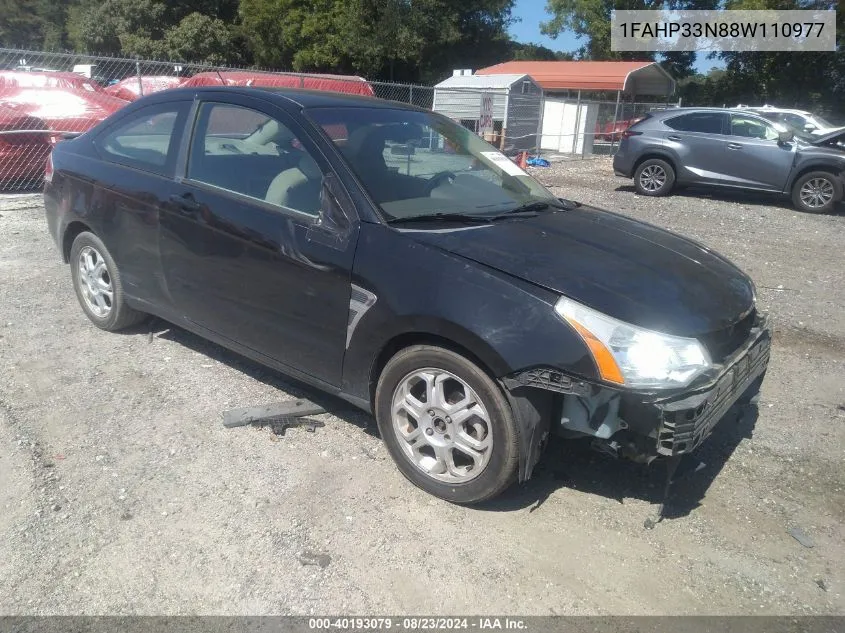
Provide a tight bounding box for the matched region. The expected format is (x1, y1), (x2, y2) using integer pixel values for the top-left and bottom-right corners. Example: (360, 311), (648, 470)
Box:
(87, 101), (191, 306)
(721, 115), (796, 191)
(662, 113), (729, 184)
(159, 96), (358, 386)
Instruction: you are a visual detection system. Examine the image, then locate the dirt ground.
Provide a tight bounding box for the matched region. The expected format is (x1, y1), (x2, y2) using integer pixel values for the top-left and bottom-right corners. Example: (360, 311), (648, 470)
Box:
(0, 158), (843, 615)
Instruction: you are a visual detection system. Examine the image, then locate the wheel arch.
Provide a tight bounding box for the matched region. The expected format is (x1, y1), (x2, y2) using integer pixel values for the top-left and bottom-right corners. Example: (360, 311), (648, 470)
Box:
(366, 326), (554, 485)
(368, 328), (509, 410)
(632, 152), (677, 177)
(62, 220), (94, 263)
(787, 163), (845, 194)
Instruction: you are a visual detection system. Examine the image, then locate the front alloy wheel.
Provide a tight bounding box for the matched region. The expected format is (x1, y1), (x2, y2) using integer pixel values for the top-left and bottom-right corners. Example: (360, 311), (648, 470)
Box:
(792, 171), (841, 214)
(391, 368), (493, 483)
(375, 345), (520, 504)
(799, 177), (834, 210)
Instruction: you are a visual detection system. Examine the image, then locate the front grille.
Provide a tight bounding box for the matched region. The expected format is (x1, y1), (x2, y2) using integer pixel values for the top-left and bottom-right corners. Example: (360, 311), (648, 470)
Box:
(699, 309), (756, 363)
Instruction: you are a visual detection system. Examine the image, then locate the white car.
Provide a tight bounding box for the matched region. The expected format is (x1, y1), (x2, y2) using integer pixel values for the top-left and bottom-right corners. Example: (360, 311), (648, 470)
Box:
(735, 105), (840, 136)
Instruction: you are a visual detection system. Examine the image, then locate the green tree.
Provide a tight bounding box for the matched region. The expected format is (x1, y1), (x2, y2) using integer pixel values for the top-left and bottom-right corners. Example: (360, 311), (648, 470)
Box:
(165, 12), (234, 64)
(67, 0), (167, 55)
(512, 43), (560, 61)
(337, 0), (425, 79)
(541, 0), (719, 76)
(67, 0), (240, 59)
(238, 0), (515, 82)
(0, 0), (43, 49)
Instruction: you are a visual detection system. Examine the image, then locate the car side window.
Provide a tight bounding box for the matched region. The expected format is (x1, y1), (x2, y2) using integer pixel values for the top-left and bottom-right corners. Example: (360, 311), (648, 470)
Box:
(730, 115), (779, 140)
(95, 103), (188, 175)
(187, 102), (323, 216)
(783, 113), (808, 129)
(664, 113), (726, 134)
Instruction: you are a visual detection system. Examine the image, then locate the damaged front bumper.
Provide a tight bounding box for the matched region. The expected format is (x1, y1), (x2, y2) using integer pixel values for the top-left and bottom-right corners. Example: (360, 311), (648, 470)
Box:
(504, 314), (771, 478)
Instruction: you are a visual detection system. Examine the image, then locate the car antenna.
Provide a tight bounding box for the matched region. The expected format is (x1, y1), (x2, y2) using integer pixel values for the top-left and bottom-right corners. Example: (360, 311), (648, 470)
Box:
(215, 68), (225, 86)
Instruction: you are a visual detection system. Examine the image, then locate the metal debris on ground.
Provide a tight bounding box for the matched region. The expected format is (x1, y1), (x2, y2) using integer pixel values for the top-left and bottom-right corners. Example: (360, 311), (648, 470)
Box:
(788, 526), (815, 548)
(266, 418), (325, 436)
(222, 399), (326, 429)
(297, 550), (331, 568)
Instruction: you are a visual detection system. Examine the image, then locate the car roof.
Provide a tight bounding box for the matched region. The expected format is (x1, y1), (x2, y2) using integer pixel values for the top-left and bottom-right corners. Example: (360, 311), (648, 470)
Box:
(648, 107), (784, 119)
(647, 107), (738, 118)
(141, 85), (423, 112)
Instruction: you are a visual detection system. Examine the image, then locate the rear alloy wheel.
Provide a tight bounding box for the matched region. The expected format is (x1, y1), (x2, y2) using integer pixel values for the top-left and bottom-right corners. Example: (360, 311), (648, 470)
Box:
(634, 158), (675, 197)
(70, 232), (147, 331)
(375, 345), (519, 504)
(792, 171), (840, 213)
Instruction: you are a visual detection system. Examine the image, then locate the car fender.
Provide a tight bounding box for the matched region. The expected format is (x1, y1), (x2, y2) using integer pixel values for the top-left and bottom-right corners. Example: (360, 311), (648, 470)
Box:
(343, 224), (597, 399)
(784, 159), (845, 193)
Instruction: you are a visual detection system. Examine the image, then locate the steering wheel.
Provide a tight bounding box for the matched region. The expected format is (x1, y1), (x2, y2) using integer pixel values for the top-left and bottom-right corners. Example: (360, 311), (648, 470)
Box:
(425, 170), (457, 195)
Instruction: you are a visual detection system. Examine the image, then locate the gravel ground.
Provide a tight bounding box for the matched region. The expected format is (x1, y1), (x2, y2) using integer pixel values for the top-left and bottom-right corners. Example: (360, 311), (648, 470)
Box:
(0, 158), (843, 615)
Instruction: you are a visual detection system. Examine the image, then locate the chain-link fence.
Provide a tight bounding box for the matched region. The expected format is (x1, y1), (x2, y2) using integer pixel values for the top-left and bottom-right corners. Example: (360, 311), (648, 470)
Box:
(0, 46), (680, 190)
(536, 96), (680, 162)
(0, 47), (454, 190)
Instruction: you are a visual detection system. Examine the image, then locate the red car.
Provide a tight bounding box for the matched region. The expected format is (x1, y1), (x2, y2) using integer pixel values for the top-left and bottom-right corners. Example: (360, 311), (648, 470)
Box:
(0, 83), (128, 136)
(0, 70), (104, 93)
(182, 71), (375, 97)
(0, 71), (129, 187)
(104, 76), (187, 102)
(594, 117), (643, 142)
(0, 103), (52, 187)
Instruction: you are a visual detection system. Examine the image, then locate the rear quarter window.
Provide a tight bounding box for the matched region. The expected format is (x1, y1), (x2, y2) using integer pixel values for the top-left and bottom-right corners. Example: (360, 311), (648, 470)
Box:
(94, 102), (189, 175)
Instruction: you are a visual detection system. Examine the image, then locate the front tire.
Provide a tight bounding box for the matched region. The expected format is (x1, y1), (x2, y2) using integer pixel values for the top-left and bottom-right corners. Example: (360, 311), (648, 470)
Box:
(70, 231), (146, 331)
(792, 171), (840, 213)
(375, 345), (520, 504)
(634, 158), (675, 196)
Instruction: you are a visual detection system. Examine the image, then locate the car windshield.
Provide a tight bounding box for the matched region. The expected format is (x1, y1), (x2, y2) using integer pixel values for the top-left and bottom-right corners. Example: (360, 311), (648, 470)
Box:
(811, 113), (834, 128)
(305, 106), (557, 220)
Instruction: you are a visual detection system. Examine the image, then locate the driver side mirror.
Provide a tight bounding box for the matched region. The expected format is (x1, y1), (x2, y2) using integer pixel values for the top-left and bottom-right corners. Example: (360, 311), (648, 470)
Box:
(778, 129), (794, 143)
(308, 173), (352, 249)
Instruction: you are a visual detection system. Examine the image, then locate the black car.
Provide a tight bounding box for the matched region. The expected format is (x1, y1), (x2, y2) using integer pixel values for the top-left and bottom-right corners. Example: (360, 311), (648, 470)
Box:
(44, 87), (770, 504)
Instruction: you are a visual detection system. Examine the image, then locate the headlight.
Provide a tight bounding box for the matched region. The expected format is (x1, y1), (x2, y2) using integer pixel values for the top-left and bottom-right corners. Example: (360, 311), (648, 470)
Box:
(555, 297), (711, 389)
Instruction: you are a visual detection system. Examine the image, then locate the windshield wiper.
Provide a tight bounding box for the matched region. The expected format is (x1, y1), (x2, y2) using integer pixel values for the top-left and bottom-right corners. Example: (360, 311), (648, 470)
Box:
(499, 198), (580, 216)
(386, 212), (495, 224)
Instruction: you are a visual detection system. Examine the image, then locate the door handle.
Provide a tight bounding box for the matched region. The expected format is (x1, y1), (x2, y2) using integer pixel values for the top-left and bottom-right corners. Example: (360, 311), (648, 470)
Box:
(727, 143), (743, 150)
(667, 135), (682, 141)
(169, 193), (202, 216)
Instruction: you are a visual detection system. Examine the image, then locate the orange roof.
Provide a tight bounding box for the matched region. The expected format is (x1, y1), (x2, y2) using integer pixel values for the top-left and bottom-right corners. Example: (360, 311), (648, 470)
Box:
(476, 61), (665, 92)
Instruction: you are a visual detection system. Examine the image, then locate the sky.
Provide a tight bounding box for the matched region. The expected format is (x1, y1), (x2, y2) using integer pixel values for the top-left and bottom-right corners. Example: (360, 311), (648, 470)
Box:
(508, 0), (723, 74)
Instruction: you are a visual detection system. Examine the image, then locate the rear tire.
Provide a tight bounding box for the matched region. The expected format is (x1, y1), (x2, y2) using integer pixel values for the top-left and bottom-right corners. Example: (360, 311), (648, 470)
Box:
(375, 345), (519, 504)
(70, 231), (147, 331)
(634, 158), (675, 196)
(791, 171), (840, 214)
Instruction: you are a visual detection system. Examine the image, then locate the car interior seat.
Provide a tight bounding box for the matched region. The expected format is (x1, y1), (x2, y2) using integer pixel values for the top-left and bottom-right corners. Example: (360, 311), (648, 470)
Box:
(265, 152), (322, 214)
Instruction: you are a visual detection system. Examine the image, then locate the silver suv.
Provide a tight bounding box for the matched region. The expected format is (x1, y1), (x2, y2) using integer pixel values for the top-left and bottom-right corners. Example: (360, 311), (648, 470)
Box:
(612, 107), (845, 213)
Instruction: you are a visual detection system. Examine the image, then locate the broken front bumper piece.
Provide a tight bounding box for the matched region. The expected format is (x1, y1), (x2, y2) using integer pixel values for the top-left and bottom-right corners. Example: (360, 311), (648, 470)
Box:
(507, 315), (771, 463)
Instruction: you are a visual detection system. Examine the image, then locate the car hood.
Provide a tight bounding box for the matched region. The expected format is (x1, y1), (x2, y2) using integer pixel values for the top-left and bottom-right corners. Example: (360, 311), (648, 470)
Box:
(402, 206), (754, 337)
(809, 126), (845, 145)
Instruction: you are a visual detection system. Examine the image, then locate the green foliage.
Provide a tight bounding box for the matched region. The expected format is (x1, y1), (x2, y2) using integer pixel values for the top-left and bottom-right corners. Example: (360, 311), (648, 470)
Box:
(541, 0), (720, 76)
(165, 12), (234, 64)
(0, 0), (42, 49)
(238, 0), (516, 82)
(674, 0), (844, 119)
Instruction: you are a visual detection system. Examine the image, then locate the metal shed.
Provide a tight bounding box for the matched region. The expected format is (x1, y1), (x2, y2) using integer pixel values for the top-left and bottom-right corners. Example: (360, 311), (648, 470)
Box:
(432, 72), (542, 153)
(476, 61), (677, 156)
